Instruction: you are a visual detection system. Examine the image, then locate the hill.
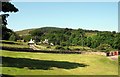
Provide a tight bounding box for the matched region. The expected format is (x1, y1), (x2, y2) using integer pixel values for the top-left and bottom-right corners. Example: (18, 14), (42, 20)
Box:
(15, 27), (98, 40)
(16, 28), (36, 36)
(15, 27), (97, 37)
(15, 27), (119, 51)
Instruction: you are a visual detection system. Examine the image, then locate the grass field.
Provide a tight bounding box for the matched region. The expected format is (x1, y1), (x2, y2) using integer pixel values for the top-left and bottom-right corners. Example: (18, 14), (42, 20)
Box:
(35, 44), (93, 51)
(0, 43), (29, 49)
(119, 56), (120, 77)
(0, 40), (119, 75)
(0, 40), (29, 49)
(0, 50), (118, 75)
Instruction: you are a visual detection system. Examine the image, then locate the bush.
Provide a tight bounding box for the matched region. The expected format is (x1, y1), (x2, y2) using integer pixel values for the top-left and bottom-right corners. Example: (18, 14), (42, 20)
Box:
(60, 42), (67, 46)
(81, 48), (87, 51)
(97, 44), (112, 52)
(73, 48), (80, 51)
(22, 35), (31, 42)
(64, 47), (71, 50)
(46, 46), (51, 48)
(55, 46), (65, 50)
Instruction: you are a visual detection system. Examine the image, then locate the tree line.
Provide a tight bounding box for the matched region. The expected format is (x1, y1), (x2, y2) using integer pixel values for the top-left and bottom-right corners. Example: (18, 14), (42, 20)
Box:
(26, 27), (120, 51)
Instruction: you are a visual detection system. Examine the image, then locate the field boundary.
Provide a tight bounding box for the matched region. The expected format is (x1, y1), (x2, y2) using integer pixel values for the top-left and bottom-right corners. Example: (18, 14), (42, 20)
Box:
(1, 46), (82, 54)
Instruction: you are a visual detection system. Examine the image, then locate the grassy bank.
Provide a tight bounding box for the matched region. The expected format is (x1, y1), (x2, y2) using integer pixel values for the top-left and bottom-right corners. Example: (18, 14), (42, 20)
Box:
(0, 50), (118, 75)
(0, 40), (29, 49)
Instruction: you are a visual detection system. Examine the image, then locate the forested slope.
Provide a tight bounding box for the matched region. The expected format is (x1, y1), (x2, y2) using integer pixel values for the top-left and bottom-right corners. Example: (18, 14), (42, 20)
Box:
(16, 27), (120, 51)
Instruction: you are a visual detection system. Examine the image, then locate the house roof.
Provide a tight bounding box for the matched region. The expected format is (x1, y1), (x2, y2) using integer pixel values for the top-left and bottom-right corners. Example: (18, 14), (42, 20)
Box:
(28, 39), (34, 44)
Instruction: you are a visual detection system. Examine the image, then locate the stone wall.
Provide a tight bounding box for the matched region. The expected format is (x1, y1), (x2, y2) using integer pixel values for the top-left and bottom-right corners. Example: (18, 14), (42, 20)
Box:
(82, 52), (106, 56)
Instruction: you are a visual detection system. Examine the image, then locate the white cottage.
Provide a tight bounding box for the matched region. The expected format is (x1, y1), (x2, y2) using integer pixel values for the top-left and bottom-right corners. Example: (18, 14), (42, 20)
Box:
(50, 43), (54, 46)
(43, 39), (49, 44)
(28, 39), (34, 45)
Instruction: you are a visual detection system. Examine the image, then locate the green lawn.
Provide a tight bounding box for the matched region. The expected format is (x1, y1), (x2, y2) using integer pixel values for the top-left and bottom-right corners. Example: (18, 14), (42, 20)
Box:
(118, 56), (120, 77)
(35, 44), (55, 50)
(35, 44), (92, 51)
(0, 43), (29, 49)
(0, 50), (118, 75)
(0, 40), (29, 49)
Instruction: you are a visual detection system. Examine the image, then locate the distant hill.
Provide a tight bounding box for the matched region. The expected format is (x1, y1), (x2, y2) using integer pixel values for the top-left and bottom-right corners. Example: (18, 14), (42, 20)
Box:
(16, 28), (36, 36)
(15, 27), (119, 50)
(15, 27), (61, 34)
(15, 27), (97, 37)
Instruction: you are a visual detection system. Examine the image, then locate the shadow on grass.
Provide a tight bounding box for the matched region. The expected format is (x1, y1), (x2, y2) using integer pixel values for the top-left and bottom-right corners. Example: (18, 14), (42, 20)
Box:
(1, 56), (88, 70)
(1, 74), (14, 77)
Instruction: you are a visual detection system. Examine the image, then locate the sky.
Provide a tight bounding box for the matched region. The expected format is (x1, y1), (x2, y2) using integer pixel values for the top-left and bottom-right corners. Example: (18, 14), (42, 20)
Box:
(2, 2), (118, 32)
(11, 0), (119, 2)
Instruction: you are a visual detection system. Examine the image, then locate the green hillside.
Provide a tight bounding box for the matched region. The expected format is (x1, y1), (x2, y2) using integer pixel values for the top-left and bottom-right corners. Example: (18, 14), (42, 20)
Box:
(15, 27), (119, 52)
(16, 28), (36, 36)
(1, 34), (119, 76)
(16, 27), (97, 37)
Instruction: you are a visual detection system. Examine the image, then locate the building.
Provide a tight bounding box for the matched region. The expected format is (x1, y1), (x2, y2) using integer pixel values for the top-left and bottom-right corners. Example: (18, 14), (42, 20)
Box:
(43, 39), (49, 44)
(28, 39), (35, 45)
(50, 43), (54, 46)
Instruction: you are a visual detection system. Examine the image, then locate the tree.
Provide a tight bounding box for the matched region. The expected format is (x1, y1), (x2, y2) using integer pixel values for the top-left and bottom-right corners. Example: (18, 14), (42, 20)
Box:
(1, 2), (18, 12)
(113, 33), (120, 49)
(86, 37), (92, 47)
(9, 33), (17, 41)
(0, 14), (9, 26)
(1, 2), (19, 26)
(1, 25), (13, 40)
(0, 1), (19, 40)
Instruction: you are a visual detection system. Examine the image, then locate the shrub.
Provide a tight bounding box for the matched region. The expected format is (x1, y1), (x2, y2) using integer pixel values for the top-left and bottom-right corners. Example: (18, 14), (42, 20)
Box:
(73, 48), (80, 51)
(55, 46), (65, 50)
(46, 46), (51, 48)
(97, 44), (112, 52)
(64, 47), (71, 50)
(60, 42), (67, 46)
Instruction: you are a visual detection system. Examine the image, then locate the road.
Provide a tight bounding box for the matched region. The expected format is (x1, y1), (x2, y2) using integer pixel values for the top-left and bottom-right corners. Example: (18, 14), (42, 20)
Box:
(29, 45), (40, 50)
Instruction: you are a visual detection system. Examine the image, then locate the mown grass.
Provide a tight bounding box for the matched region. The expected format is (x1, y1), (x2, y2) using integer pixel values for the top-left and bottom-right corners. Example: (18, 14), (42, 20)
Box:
(0, 40), (27, 44)
(0, 50), (118, 75)
(35, 44), (55, 50)
(0, 43), (29, 49)
(0, 40), (119, 76)
(118, 55), (120, 77)
(35, 44), (92, 51)
(69, 46), (91, 51)
(0, 40), (29, 49)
